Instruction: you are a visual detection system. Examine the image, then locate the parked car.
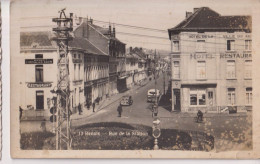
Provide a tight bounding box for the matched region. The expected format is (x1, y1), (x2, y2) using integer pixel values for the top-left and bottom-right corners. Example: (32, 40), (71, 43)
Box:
(120, 95), (133, 106)
(147, 89), (161, 103)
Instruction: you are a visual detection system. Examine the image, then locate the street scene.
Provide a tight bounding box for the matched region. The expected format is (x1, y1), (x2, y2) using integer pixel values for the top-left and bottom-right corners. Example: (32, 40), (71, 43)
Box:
(14, 0), (252, 154)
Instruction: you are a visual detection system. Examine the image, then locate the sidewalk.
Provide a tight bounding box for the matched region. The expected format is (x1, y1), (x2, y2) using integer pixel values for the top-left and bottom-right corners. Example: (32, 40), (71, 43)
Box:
(71, 78), (150, 121)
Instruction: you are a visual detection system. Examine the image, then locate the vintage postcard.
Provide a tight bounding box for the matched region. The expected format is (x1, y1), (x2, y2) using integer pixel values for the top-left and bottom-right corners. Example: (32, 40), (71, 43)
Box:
(10, 0), (260, 158)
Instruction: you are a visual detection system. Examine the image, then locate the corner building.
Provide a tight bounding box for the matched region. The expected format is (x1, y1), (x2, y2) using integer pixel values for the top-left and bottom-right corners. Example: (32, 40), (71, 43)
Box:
(168, 7), (252, 113)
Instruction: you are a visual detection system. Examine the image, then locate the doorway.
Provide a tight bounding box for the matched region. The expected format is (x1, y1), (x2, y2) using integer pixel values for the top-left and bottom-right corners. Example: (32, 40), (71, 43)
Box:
(173, 89), (181, 111)
(36, 90), (44, 110)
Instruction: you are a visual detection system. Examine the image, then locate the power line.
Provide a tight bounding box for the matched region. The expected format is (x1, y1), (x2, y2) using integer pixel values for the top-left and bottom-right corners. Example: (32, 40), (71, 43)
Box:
(93, 19), (168, 33)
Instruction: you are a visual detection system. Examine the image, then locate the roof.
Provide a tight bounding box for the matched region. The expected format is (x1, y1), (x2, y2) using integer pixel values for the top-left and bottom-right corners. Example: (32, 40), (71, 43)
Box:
(20, 31), (54, 48)
(20, 31), (107, 56)
(168, 7), (252, 38)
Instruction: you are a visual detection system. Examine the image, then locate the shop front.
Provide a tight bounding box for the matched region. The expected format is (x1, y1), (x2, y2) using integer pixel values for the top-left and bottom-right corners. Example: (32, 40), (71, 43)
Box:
(181, 84), (217, 113)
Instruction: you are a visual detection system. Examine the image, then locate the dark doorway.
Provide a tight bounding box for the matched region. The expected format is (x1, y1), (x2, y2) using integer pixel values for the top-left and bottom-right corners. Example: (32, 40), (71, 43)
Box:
(173, 89), (181, 111)
(36, 91), (44, 110)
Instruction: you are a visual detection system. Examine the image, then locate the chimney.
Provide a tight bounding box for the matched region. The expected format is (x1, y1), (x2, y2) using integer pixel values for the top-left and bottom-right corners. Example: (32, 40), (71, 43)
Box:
(193, 8), (199, 13)
(113, 27), (116, 38)
(89, 17), (93, 24)
(109, 25), (112, 36)
(186, 11), (192, 18)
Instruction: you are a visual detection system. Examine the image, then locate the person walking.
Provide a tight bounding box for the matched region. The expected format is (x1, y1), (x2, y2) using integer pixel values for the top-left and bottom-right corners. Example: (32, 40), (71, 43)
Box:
(87, 101), (90, 110)
(78, 103), (82, 115)
(117, 104), (123, 117)
(92, 101), (96, 112)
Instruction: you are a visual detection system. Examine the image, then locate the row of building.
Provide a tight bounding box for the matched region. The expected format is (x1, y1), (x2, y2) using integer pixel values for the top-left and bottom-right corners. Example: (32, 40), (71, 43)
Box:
(19, 18), (157, 119)
(168, 7), (252, 113)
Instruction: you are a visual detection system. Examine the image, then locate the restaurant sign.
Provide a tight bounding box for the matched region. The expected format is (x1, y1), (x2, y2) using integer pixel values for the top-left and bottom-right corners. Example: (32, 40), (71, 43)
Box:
(27, 82), (52, 88)
(25, 59), (53, 64)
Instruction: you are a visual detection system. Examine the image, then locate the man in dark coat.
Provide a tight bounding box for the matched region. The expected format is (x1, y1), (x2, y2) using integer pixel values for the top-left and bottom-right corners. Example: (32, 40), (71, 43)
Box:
(78, 103), (82, 115)
(92, 102), (96, 112)
(117, 104), (123, 117)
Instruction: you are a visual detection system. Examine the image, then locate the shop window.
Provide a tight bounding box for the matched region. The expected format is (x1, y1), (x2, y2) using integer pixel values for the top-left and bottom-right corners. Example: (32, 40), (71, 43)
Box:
(227, 88), (236, 105)
(35, 54), (43, 58)
(172, 41), (180, 52)
(173, 61), (180, 79)
(227, 60), (236, 79)
(246, 88), (252, 105)
(190, 89), (206, 106)
(35, 65), (43, 82)
(227, 40), (235, 51)
(245, 40), (252, 51)
(196, 61), (206, 79)
(245, 60), (252, 79)
(196, 40), (205, 52)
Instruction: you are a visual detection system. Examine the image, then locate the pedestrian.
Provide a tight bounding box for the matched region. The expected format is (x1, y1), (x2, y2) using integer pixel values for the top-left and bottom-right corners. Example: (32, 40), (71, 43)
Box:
(197, 110), (203, 122)
(19, 106), (23, 120)
(92, 101), (96, 112)
(87, 101), (90, 110)
(117, 104), (123, 117)
(78, 103), (82, 115)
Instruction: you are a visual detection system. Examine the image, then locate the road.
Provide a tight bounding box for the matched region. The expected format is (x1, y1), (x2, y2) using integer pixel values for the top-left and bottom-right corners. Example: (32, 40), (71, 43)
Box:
(21, 72), (252, 151)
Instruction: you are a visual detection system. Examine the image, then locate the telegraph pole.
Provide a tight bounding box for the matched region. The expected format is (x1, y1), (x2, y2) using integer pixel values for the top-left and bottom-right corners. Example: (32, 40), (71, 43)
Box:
(52, 9), (73, 150)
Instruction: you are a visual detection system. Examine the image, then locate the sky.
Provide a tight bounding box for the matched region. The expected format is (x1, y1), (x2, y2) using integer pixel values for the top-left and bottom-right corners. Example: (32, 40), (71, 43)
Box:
(14, 0), (255, 51)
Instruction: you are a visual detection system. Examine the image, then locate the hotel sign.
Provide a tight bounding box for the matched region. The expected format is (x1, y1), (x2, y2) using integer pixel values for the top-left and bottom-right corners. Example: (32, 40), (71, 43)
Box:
(27, 82), (52, 88)
(25, 59), (53, 64)
(190, 53), (252, 59)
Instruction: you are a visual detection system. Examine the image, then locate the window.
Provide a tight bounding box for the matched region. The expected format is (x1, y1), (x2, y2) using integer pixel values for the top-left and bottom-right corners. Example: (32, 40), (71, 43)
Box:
(173, 61), (180, 79)
(74, 64), (76, 80)
(196, 61), (206, 79)
(190, 89), (206, 106)
(245, 60), (252, 79)
(35, 54), (43, 58)
(196, 40), (205, 52)
(208, 91), (213, 99)
(246, 88), (252, 105)
(227, 88), (236, 105)
(245, 40), (252, 51)
(78, 64), (81, 80)
(78, 54), (81, 59)
(73, 54), (77, 58)
(172, 41), (180, 52)
(227, 40), (235, 51)
(227, 60), (236, 79)
(35, 65), (43, 82)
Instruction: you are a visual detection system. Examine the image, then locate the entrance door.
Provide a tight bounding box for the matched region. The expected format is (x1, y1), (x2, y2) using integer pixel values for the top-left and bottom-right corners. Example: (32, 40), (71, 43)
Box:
(173, 89), (181, 111)
(36, 91), (44, 110)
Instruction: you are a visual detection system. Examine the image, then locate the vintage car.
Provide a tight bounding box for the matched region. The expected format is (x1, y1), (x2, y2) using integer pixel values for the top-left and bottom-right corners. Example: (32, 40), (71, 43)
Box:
(120, 95), (133, 106)
(147, 89), (161, 103)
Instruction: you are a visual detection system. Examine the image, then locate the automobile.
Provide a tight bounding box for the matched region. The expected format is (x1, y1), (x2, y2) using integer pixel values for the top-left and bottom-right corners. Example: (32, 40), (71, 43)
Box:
(147, 89), (161, 103)
(120, 95), (133, 106)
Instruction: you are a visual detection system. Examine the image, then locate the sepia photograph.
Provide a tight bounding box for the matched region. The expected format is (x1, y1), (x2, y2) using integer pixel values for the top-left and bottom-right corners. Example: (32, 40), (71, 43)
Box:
(10, 0), (260, 158)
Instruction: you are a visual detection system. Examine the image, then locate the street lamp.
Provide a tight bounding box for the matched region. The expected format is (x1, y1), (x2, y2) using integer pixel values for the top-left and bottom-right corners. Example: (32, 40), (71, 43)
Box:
(152, 117), (161, 150)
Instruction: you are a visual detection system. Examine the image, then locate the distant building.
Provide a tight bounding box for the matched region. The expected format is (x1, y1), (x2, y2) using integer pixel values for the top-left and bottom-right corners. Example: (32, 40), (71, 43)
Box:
(168, 7), (252, 113)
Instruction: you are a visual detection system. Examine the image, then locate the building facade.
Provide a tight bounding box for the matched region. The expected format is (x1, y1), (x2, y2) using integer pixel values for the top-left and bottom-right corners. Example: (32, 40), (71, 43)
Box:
(74, 18), (126, 95)
(168, 7), (252, 113)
